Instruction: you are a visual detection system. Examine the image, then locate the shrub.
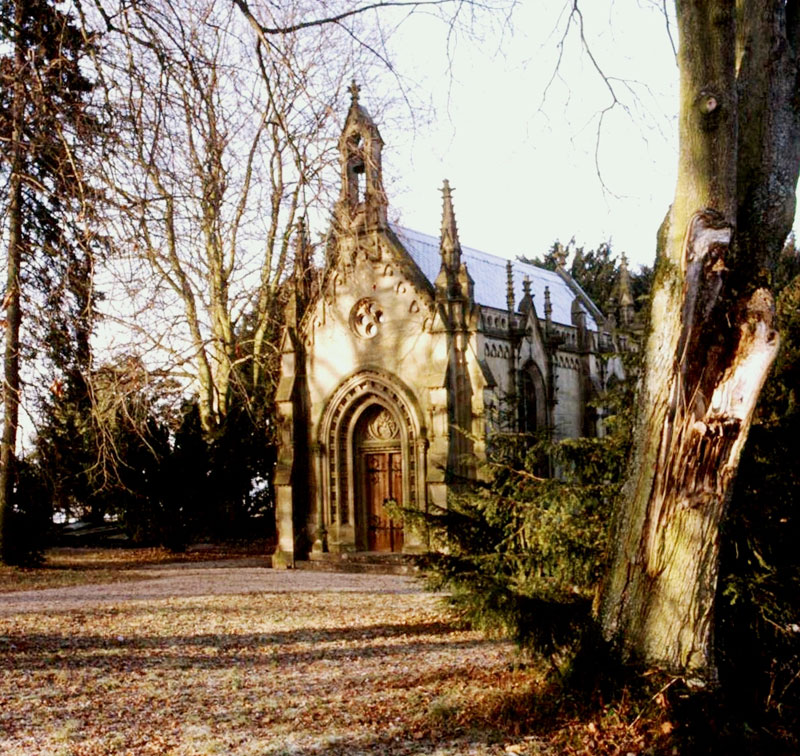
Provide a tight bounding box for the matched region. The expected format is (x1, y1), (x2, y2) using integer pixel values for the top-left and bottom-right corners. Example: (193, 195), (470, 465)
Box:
(4, 459), (52, 566)
(415, 430), (625, 658)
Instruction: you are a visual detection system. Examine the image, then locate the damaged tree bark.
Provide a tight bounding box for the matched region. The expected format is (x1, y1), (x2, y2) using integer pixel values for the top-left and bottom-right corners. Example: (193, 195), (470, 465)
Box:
(599, 0), (800, 678)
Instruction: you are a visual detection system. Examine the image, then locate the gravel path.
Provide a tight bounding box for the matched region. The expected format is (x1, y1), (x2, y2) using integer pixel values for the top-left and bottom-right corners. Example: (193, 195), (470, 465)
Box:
(0, 564), (420, 614)
(0, 564), (540, 756)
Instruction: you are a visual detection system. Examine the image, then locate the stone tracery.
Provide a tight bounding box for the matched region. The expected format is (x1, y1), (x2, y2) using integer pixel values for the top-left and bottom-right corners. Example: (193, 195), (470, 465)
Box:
(350, 298), (384, 338)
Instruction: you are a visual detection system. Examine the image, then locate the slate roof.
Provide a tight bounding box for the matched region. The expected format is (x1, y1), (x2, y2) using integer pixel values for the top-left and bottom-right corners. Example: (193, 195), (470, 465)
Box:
(391, 225), (599, 330)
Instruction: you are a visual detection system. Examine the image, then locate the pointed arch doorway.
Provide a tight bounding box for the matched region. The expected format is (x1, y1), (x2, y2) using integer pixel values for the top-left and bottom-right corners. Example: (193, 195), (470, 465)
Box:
(317, 370), (426, 555)
(355, 405), (404, 552)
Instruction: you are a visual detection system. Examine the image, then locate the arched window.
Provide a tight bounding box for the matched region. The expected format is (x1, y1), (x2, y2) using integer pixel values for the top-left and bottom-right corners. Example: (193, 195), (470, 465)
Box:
(519, 362), (546, 434)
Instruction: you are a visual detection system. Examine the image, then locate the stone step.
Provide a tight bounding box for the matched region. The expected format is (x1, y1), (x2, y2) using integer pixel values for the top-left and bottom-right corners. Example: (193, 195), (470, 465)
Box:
(294, 552), (420, 576)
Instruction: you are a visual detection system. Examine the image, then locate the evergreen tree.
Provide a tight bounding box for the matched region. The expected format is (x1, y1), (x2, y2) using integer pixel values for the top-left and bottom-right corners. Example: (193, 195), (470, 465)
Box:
(519, 241), (652, 320)
(0, 0), (103, 563)
(569, 242), (617, 310)
(417, 408), (631, 658)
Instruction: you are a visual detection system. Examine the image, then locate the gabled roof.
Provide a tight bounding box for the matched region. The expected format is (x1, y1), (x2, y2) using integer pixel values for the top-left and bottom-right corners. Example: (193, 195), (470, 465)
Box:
(391, 225), (599, 330)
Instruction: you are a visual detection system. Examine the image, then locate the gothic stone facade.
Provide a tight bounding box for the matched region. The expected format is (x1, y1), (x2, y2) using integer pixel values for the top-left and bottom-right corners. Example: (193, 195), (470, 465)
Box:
(273, 86), (621, 565)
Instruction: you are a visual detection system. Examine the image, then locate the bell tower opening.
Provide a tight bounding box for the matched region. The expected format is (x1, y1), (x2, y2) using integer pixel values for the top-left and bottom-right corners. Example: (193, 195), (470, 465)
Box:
(346, 133), (366, 208)
(335, 81), (387, 231)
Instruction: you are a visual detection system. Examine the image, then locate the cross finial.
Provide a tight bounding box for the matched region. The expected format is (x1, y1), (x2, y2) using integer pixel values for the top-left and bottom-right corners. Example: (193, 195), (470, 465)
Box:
(441, 178), (453, 199)
(553, 242), (567, 269)
(522, 275), (532, 298)
(349, 80), (360, 104)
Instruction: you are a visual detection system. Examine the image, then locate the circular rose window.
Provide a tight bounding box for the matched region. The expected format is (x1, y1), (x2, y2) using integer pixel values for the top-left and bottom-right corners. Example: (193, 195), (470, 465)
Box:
(350, 298), (384, 339)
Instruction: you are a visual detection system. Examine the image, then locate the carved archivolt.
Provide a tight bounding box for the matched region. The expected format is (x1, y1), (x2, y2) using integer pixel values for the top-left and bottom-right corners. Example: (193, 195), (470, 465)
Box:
(317, 370), (426, 537)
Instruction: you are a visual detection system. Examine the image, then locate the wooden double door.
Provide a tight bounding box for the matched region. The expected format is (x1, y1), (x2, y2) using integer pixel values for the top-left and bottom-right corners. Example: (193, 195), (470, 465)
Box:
(363, 450), (404, 552)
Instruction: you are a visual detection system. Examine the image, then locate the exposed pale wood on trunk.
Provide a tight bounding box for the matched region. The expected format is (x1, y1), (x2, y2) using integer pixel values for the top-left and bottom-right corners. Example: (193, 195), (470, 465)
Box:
(599, 0), (800, 678)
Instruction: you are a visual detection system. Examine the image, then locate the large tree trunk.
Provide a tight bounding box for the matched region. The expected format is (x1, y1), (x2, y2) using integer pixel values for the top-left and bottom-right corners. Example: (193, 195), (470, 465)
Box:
(599, 1), (800, 679)
(0, 0), (26, 564)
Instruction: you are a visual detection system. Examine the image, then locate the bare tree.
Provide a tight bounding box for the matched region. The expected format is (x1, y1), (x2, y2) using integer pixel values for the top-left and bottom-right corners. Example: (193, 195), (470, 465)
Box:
(92, 0), (366, 435)
(90, 0), (512, 436)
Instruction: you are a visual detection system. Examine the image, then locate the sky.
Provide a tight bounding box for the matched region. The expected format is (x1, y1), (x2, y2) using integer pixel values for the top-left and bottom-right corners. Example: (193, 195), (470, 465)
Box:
(370, 1), (680, 271)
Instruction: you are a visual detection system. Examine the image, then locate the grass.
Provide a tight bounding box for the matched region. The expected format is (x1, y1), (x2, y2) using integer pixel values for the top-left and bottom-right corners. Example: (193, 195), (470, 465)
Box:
(1, 566), (534, 755)
(2, 549), (796, 754)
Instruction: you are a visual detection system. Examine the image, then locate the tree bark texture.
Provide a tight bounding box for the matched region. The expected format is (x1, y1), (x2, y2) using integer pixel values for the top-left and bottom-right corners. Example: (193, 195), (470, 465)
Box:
(0, 0), (27, 563)
(599, 0), (800, 678)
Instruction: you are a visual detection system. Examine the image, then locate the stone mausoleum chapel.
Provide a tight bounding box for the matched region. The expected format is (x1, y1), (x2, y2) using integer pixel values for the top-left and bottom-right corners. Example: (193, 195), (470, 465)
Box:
(273, 84), (627, 566)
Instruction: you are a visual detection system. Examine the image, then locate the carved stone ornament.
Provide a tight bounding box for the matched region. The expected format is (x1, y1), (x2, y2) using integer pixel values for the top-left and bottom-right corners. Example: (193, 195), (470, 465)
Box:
(366, 408), (399, 440)
(350, 298), (384, 338)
